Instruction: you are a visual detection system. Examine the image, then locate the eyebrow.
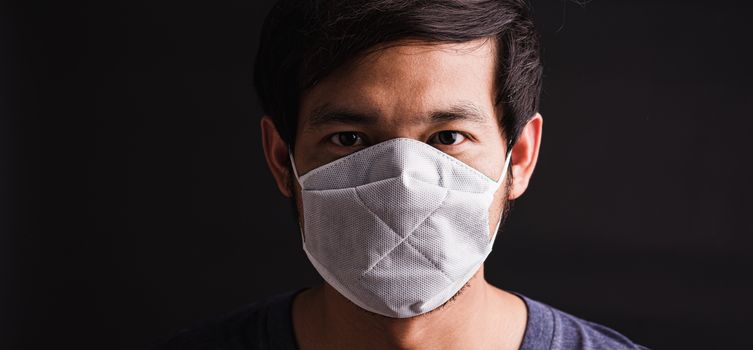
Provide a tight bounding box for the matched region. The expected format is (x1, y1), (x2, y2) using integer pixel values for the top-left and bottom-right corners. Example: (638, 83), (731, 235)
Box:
(429, 102), (489, 125)
(306, 106), (379, 129)
(304, 101), (490, 129)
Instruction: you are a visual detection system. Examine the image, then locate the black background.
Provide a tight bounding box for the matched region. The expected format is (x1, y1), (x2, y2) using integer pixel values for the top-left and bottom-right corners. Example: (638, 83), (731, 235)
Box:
(3, 0), (753, 349)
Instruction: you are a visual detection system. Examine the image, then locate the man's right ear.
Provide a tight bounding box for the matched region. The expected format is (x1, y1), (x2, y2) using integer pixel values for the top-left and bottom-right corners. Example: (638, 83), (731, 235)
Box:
(260, 116), (294, 198)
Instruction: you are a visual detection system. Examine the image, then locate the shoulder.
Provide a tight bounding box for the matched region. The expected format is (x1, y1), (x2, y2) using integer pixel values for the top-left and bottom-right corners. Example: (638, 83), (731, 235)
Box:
(517, 294), (649, 350)
(148, 290), (301, 350)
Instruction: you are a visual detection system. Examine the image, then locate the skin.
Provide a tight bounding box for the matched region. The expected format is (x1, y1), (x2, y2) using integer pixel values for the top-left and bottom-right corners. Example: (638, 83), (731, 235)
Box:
(261, 38), (543, 349)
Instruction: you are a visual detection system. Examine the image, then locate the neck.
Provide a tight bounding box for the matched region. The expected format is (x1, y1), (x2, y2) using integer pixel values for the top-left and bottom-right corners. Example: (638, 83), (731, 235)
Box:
(292, 266), (527, 350)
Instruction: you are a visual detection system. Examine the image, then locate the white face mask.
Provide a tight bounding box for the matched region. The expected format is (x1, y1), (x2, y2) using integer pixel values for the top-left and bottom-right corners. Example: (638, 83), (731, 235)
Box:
(289, 138), (512, 318)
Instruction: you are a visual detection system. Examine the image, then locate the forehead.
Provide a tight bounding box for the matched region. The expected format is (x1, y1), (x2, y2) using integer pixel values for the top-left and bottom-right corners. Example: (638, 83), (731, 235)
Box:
(298, 39), (499, 127)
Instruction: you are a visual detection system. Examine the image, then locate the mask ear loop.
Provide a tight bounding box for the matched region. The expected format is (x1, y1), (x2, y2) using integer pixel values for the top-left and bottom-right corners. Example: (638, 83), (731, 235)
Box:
(288, 145), (307, 242)
(288, 145), (304, 188)
(494, 147), (514, 186)
(490, 147), (514, 243)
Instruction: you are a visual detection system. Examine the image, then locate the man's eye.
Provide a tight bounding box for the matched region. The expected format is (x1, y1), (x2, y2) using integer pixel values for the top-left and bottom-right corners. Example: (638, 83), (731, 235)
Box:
(429, 131), (466, 145)
(330, 132), (364, 147)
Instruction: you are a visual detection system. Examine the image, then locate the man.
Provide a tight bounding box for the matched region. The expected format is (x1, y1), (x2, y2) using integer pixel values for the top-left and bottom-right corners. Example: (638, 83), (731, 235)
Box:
(154, 0), (646, 349)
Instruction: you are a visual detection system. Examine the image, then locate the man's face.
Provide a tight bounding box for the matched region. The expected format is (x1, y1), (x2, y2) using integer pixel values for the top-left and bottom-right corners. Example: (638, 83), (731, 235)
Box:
(292, 39), (509, 238)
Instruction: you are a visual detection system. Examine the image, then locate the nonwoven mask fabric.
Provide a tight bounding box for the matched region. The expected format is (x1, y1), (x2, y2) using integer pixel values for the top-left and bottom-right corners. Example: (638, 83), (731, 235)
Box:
(289, 137), (512, 318)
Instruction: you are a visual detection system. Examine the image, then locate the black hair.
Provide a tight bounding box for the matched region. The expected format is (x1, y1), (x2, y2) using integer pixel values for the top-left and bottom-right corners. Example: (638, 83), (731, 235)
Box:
(254, 0), (543, 148)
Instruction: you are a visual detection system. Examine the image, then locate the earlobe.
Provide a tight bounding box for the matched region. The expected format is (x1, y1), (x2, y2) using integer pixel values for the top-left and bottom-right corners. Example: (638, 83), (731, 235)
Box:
(508, 113), (543, 200)
(260, 116), (294, 198)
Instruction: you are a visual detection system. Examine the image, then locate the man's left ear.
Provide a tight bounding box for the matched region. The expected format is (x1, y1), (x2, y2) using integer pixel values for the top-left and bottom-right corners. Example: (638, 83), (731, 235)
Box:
(508, 113), (543, 200)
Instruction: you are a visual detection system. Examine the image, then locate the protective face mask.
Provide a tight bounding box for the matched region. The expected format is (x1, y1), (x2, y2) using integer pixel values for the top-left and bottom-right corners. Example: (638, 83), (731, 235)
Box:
(289, 137), (512, 318)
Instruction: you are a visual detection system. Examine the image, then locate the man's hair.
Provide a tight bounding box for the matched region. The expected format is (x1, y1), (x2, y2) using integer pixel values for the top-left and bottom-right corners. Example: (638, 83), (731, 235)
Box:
(254, 0), (543, 148)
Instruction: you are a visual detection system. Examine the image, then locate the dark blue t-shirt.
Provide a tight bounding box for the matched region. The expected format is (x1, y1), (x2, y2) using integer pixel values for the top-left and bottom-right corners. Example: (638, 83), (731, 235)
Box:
(152, 290), (647, 349)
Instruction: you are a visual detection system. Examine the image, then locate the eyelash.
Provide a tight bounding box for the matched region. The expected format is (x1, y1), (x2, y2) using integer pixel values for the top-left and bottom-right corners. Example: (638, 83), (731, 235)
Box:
(428, 130), (468, 146)
(327, 131), (472, 147)
(329, 132), (367, 147)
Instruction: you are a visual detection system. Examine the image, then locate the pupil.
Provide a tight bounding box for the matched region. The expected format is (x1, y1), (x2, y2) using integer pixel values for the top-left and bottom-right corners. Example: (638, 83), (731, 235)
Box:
(438, 131), (457, 145)
(339, 133), (358, 146)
